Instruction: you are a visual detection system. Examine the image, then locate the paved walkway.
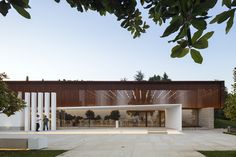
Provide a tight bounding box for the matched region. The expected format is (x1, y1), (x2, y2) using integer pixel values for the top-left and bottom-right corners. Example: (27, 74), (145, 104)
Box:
(1, 129), (236, 157)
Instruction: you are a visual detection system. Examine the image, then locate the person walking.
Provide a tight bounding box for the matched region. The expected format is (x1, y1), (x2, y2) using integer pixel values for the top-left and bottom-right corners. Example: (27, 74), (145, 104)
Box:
(36, 114), (41, 132)
(43, 115), (49, 131)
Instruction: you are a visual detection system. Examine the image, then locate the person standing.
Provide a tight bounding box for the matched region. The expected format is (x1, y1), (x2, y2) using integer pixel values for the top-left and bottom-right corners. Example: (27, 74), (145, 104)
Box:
(36, 114), (41, 132)
(43, 115), (49, 131)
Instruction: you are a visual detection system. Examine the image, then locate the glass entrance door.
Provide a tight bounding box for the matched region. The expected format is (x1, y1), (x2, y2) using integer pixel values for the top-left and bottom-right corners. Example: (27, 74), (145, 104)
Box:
(120, 110), (165, 127)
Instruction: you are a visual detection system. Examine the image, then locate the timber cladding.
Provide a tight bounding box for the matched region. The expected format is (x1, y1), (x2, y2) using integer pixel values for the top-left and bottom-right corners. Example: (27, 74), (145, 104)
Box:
(5, 81), (224, 109)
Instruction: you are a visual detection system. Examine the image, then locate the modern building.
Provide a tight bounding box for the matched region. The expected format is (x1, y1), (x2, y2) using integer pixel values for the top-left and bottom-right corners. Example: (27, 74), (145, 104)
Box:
(0, 81), (224, 131)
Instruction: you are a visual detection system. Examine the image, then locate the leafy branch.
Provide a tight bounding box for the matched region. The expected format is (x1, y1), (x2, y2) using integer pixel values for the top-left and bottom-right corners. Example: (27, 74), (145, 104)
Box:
(0, 0), (235, 64)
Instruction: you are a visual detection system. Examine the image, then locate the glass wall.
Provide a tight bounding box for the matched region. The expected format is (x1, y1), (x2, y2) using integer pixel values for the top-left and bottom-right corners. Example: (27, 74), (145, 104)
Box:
(57, 109), (165, 128)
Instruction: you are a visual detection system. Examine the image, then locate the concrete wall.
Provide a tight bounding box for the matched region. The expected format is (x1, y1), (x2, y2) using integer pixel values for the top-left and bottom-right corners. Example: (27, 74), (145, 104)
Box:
(165, 105), (182, 131)
(198, 107), (214, 129)
(182, 109), (198, 127)
(0, 111), (24, 130)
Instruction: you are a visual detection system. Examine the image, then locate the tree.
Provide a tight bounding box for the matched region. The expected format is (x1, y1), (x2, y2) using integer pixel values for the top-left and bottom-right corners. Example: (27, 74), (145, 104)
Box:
(149, 72), (171, 81)
(224, 67), (236, 121)
(0, 72), (25, 117)
(233, 67), (236, 93)
(85, 110), (95, 127)
(109, 110), (120, 121)
(224, 93), (236, 121)
(148, 75), (161, 81)
(1, 1), (236, 64)
(134, 70), (145, 81)
(162, 72), (171, 81)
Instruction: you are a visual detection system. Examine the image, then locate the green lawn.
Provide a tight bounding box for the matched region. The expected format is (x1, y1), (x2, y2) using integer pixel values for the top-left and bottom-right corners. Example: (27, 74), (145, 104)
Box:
(0, 150), (66, 157)
(214, 118), (236, 128)
(224, 132), (236, 136)
(199, 151), (236, 157)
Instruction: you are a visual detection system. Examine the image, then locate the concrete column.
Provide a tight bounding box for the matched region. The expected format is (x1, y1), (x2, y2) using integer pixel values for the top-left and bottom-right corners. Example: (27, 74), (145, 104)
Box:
(198, 107), (214, 129)
(165, 105), (182, 131)
(31, 93), (37, 131)
(24, 93), (30, 131)
(17, 92), (24, 128)
(44, 93), (50, 130)
(51, 92), (56, 130)
(37, 93), (43, 131)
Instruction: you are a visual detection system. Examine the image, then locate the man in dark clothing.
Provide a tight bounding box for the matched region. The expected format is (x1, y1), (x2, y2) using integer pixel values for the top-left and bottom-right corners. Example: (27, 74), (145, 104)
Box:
(43, 115), (49, 131)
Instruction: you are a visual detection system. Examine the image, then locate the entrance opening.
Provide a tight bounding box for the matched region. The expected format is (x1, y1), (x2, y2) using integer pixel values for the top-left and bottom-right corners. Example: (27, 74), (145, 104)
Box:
(56, 104), (182, 131)
(57, 109), (165, 128)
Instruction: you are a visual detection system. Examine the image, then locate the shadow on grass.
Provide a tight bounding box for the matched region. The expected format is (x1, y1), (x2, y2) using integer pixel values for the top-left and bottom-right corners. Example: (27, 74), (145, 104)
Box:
(0, 150), (67, 157)
(199, 151), (236, 157)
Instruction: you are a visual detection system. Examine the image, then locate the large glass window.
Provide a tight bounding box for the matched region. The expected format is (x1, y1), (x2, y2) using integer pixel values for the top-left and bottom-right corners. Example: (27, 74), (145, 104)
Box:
(57, 109), (165, 128)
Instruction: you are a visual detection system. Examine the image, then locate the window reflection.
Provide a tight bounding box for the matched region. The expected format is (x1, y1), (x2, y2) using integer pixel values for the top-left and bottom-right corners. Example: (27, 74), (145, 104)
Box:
(57, 109), (165, 128)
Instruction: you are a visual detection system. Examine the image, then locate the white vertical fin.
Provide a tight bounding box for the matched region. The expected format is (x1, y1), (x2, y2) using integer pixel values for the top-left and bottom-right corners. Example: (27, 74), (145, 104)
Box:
(24, 93), (30, 131)
(51, 92), (56, 130)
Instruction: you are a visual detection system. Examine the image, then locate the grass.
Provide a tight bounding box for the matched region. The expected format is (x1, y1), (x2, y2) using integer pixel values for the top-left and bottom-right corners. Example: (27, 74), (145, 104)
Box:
(214, 118), (236, 128)
(0, 150), (66, 157)
(223, 132), (236, 136)
(199, 151), (236, 157)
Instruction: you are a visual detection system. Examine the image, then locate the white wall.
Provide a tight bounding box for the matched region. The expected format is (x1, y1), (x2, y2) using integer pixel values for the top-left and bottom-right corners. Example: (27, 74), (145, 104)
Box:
(0, 92), (25, 130)
(0, 111), (24, 130)
(165, 105), (182, 131)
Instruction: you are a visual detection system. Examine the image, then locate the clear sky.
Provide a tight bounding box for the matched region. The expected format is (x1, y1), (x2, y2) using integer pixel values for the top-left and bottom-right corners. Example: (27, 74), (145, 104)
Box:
(0, 1), (235, 92)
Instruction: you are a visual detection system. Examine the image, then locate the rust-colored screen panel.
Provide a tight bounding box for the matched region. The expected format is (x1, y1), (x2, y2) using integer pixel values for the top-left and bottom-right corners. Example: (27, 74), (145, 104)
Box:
(5, 81), (224, 109)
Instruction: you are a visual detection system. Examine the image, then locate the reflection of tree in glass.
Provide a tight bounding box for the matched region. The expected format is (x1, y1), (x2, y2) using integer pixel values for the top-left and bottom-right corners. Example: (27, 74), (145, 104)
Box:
(104, 115), (110, 120)
(65, 113), (75, 121)
(85, 110), (95, 127)
(95, 115), (101, 120)
(110, 110), (120, 120)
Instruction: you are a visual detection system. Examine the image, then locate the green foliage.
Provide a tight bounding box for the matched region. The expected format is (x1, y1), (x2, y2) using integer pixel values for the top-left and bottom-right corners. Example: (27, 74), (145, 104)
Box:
(1, 0), (236, 63)
(190, 49), (203, 64)
(109, 110), (120, 120)
(223, 67), (236, 122)
(149, 72), (171, 81)
(0, 0), (30, 19)
(233, 67), (236, 93)
(134, 70), (145, 81)
(149, 74), (161, 81)
(162, 72), (171, 81)
(224, 93), (236, 121)
(0, 73), (26, 117)
(214, 118), (236, 128)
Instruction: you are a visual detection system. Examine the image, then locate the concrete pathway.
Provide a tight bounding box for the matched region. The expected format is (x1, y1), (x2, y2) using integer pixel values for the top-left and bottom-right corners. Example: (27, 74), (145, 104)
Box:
(1, 129), (236, 157)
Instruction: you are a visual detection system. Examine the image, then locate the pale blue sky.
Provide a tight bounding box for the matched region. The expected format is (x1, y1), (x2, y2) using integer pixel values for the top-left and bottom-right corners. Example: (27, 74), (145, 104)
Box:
(0, 1), (235, 91)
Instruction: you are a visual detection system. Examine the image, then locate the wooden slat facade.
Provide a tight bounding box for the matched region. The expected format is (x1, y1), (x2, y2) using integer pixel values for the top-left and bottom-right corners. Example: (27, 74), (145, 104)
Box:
(5, 81), (224, 109)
